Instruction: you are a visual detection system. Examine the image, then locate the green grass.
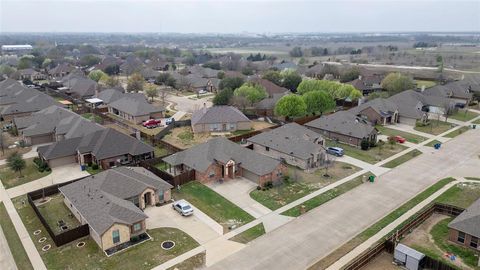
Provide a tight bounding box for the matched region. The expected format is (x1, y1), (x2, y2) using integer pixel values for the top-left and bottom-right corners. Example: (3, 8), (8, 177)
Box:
(444, 126), (470, 138)
(381, 149), (422, 168)
(414, 120), (456, 135)
(230, 129), (254, 136)
(229, 223), (266, 244)
(473, 119), (480, 125)
(85, 165), (102, 175)
(434, 182), (480, 208)
(0, 202), (34, 270)
(154, 145), (169, 157)
(281, 172), (373, 217)
(166, 252), (205, 270)
(177, 130), (194, 141)
(326, 139), (407, 164)
(375, 125), (428, 144)
(12, 195), (200, 270)
(36, 194), (81, 234)
(81, 113), (102, 123)
(415, 80), (437, 89)
(250, 163), (361, 210)
(425, 139), (442, 147)
(154, 162), (168, 171)
(449, 109), (480, 122)
(0, 158), (51, 189)
(173, 181), (254, 231)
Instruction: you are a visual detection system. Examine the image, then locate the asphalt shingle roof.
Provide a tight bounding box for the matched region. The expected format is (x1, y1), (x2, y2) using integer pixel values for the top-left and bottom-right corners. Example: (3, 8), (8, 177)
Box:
(191, 106), (251, 126)
(305, 111), (377, 139)
(108, 96), (164, 116)
(448, 198), (480, 238)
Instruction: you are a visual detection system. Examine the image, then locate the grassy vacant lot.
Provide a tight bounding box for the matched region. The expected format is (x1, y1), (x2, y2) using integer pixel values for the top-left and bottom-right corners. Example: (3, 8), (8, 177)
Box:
(0, 158), (51, 188)
(12, 195), (199, 270)
(326, 140), (407, 164)
(375, 125), (427, 144)
(250, 162), (361, 210)
(281, 172), (372, 217)
(414, 120), (455, 135)
(381, 149), (422, 168)
(0, 202), (34, 270)
(312, 177), (455, 269)
(425, 139), (442, 147)
(230, 223), (266, 244)
(449, 109), (480, 122)
(36, 194), (81, 234)
(443, 126), (470, 138)
(173, 181), (254, 231)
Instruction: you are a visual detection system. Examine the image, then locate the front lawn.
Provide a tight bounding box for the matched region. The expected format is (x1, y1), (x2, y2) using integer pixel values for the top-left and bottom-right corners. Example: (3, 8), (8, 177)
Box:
(173, 181), (254, 231)
(326, 140), (407, 164)
(0, 202), (34, 270)
(12, 195), (200, 270)
(443, 126), (470, 138)
(435, 181), (480, 209)
(414, 120), (455, 135)
(81, 113), (102, 123)
(250, 162), (361, 210)
(449, 109), (480, 122)
(229, 223), (266, 244)
(36, 193), (81, 234)
(381, 149), (422, 168)
(375, 125), (427, 144)
(425, 139), (442, 147)
(0, 158), (51, 189)
(281, 172), (372, 217)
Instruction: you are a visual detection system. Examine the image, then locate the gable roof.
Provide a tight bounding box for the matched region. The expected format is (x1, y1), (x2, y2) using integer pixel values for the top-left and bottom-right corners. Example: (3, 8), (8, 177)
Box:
(423, 83), (473, 100)
(249, 77), (290, 97)
(448, 198), (480, 238)
(255, 92), (287, 110)
(191, 106), (250, 126)
(163, 137), (280, 176)
(247, 123), (325, 160)
(350, 98), (398, 117)
(387, 90), (453, 119)
(95, 88), (125, 104)
(305, 111), (377, 139)
(59, 167), (172, 235)
(108, 96), (164, 116)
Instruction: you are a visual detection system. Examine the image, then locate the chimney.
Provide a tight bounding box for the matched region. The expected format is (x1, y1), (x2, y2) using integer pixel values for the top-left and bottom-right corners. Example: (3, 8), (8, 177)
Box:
(203, 103), (207, 113)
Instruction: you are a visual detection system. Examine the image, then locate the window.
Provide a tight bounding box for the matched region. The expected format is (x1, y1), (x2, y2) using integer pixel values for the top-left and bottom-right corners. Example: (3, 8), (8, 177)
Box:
(265, 146), (270, 151)
(112, 230), (120, 244)
(457, 231), (465, 243)
(133, 223), (142, 232)
(209, 170), (215, 178)
(470, 236), (478, 249)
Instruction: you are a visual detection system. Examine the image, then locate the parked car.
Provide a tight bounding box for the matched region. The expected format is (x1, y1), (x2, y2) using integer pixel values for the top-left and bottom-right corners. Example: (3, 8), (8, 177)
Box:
(327, 147), (344, 157)
(393, 136), (406, 143)
(142, 119), (161, 129)
(165, 118), (174, 125)
(172, 200), (194, 216)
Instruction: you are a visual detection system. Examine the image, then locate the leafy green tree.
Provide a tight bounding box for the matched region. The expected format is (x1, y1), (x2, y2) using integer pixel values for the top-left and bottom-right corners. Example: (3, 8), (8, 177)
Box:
(234, 84), (267, 105)
(88, 70), (107, 82)
(127, 72), (144, 93)
(217, 71), (225, 79)
(262, 70), (282, 85)
(381, 73), (414, 95)
(41, 58), (52, 69)
(7, 152), (26, 177)
(302, 91), (335, 115)
(289, 47), (303, 57)
(145, 84), (158, 102)
(274, 95), (307, 118)
(0, 65), (16, 77)
(79, 54), (100, 67)
(104, 64), (120, 75)
(241, 66), (254, 76)
(213, 88), (234, 105)
(219, 77), (244, 91)
(105, 76), (120, 88)
(348, 88), (363, 102)
(281, 69), (302, 91)
(340, 67), (360, 82)
(17, 58), (32, 69)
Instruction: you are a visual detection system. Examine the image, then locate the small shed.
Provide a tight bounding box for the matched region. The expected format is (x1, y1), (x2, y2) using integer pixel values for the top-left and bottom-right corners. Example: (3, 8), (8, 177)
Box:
(394, 244), (425, 270)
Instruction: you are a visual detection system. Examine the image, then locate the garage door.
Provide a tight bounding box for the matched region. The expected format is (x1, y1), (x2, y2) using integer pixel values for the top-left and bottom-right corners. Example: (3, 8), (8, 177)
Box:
(48, 155), (76, 168)
(242, 169), (260, 184)
(30, 135), (53, 145)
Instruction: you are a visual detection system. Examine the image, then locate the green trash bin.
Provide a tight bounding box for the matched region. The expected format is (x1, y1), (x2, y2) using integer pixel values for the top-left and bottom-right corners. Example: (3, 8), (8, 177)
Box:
(369, 175), (375, 183)
(473, 124), (476, 129)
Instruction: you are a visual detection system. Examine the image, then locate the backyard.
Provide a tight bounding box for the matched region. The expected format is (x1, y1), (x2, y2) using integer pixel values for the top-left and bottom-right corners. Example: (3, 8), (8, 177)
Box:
(414, 120), (456, 135)
(173, 181), (255, 232)
(375, 125), (427, 144)
(449, 109), (480, 122)
(326, 139), (407, 164)
(0, 131), (32, 160)
(0, 157), (51, 188)
(35, 193), (82, 234)
(250, 162), (361, 210)
(381, 149), (422, 169)
(81, 113), (103, 123)
(12, 195), (200, 270)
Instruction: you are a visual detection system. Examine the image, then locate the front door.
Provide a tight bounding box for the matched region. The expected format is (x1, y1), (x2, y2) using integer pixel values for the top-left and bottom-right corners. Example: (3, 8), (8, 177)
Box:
(222, 123), (227, 131)
(144, 193), (151, 207)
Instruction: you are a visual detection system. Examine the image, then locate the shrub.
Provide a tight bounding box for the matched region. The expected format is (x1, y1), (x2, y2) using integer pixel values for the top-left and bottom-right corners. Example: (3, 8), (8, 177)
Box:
(92, 164), (99, 170)
(360, 139), (370, 150)
(256, 186), (262, 190)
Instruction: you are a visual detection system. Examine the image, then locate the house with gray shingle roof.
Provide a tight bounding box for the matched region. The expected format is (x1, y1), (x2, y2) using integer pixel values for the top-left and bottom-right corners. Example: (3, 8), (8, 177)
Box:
(423, 82), (473, 106)
(163, 137), (286, 186)
(448, 198), (480, 251)
(305, 111), (378, 147)
(247, 123), (326, 170)
(349, 98), (399, 126)
(107, 95), (164, 124)
(191, 105), (251, 133)
(59, 167), (172, 251)
(37, 128), (154, 169)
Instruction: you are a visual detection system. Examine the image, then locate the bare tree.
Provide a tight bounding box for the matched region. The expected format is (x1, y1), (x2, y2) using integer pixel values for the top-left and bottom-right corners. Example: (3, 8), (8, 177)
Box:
(159, 89), (168, 107)
(323, 153), (336, 177)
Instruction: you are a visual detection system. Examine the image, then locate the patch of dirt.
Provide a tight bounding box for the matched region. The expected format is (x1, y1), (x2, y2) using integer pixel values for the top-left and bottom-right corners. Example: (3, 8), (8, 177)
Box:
(163, 126), (211, 149)
(360, 251), (400, 270)
(251, 121), (275, 130)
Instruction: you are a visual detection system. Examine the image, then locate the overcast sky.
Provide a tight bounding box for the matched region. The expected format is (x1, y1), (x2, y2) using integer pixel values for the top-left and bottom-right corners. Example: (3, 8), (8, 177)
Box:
(1, 0), (479, 33)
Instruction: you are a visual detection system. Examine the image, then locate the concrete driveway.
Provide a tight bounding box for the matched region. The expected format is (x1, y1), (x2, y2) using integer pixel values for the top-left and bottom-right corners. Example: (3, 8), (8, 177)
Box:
(166, 93), (212, 113)
(207, 178), (272, 219)
(208, 128), (480, 270)
(6, 163), (90, 198)
(144, 203), (221, 245)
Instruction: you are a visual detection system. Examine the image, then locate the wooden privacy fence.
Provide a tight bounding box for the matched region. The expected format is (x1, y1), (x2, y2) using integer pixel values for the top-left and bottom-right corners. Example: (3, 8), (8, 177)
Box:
(342, 203), (464, 270)
(27, 177), (91, 247)
(137, 159), (195, 187)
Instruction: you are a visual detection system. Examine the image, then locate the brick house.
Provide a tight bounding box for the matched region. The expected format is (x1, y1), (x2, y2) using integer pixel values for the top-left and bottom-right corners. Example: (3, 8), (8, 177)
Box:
(162, 137), (286, 186)
(59, 167), (172, 251)
(448, 198), (480, 251)
(107, 95), (164, 125)
(191, 105), (252, 133)
(349, 98), (399, 126)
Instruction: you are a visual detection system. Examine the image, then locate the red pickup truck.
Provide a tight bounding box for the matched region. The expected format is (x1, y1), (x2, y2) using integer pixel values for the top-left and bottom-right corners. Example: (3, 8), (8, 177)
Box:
(142, 119), (161, 129)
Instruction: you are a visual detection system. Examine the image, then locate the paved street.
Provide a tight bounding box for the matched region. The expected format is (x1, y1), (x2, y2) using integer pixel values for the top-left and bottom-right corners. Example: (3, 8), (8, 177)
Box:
(208, 128), (480, 270)
(165, 93), (212, 113)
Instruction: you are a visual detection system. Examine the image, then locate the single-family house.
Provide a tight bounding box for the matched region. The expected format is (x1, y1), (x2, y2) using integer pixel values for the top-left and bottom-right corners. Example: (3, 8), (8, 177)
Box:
(248, 77), (290, 98)
(12, 68), (47, 81)
(448, 198), (480, 251)
(248, 123), (326, 170)
(48, 63), (75, 79)
(423, 82), (473, 106)
(37, 128), (154, 169)
(349, 98), (399, 126)
(347, 74), (383, 95)
(305, 111), (378, 147)
(191, 105), (251, 133)
(163, 137), (286, 186)
(59, 167), (173, 251)
(255, 92), (288, 117)
(107, 95), (164, 124)
(60, 74), (98, 99)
